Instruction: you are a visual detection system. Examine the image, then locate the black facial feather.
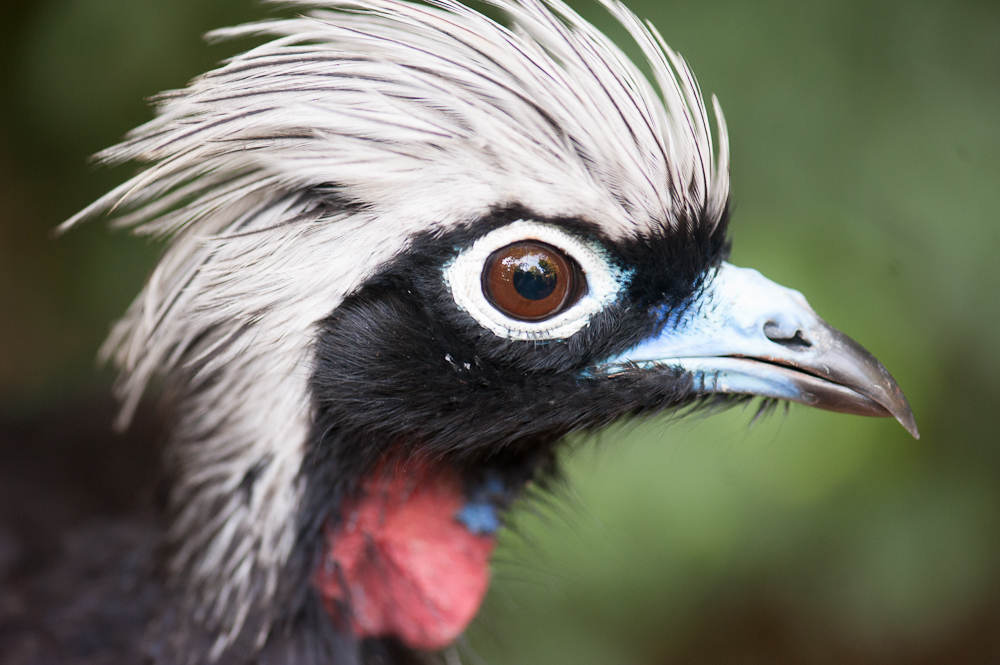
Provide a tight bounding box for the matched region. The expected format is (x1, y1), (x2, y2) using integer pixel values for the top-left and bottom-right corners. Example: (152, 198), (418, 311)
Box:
(281, 205), (731, 661)
(308, 206), (727, 472)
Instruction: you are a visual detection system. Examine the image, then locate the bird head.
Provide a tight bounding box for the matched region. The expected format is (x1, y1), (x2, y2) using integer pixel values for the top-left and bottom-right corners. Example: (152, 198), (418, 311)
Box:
(67, 0), (917, 662)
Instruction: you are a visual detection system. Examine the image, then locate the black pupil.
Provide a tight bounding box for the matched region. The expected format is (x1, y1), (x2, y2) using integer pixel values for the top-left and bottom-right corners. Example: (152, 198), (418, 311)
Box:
(506, 254), (557, 301)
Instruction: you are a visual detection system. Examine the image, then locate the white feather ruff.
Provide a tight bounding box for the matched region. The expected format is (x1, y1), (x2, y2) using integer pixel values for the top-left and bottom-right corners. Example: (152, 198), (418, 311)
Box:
(65, 0), (730, 650)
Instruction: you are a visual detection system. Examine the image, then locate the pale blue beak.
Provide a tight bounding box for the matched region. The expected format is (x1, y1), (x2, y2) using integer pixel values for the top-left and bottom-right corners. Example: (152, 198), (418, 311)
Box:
(600, 263), (918, 438)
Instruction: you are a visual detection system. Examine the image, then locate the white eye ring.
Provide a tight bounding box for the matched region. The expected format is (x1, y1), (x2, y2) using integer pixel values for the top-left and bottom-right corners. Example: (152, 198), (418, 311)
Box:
(443, 220), (626, 341)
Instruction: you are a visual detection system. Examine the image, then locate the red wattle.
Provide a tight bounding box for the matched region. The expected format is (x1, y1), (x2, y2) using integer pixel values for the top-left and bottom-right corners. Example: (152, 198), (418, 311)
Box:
(314, 459), (496, 650)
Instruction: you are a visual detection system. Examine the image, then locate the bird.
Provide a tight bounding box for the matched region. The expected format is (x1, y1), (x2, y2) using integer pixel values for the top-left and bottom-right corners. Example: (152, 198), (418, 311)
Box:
(12, 0), (917, 663)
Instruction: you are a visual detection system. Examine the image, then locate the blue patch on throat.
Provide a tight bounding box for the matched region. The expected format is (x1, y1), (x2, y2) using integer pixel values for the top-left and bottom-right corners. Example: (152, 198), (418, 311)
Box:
(455, 502), (501, 535)
(454, 474), (508, 535)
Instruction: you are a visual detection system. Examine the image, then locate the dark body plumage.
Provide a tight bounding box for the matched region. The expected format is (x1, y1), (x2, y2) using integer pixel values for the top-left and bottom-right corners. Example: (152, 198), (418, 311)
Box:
(0, 404), (162, 664)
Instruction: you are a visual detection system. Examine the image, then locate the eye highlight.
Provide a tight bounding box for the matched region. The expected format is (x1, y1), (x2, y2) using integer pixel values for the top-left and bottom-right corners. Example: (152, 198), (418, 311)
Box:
(483, 242), (584, 321)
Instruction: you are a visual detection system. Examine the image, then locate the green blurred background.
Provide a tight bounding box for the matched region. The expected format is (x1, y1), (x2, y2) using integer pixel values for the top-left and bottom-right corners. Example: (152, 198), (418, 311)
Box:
(1, 0), (998, 663)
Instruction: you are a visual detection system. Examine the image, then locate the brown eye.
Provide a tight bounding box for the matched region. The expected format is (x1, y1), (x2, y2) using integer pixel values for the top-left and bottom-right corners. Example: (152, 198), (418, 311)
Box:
(482, 241), (585, 321)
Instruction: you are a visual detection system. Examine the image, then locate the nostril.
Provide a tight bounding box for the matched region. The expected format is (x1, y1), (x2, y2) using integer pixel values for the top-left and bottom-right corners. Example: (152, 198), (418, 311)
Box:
(763, 321), (812, 349)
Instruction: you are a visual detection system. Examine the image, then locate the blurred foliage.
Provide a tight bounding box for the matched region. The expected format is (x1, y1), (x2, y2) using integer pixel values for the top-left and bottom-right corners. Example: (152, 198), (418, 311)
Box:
(1, 0), (998, 663)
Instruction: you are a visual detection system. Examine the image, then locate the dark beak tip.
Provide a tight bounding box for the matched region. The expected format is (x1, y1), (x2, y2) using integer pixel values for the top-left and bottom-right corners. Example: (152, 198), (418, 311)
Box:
(822, 323), (919, 439)
(880, 382), (919, 439)
(874, 389), (918, 439)
(897, 408), (920, 440)
(869, 384), (918, 439)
